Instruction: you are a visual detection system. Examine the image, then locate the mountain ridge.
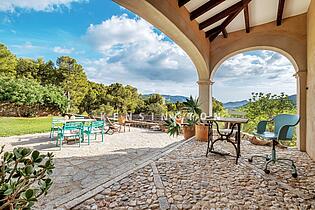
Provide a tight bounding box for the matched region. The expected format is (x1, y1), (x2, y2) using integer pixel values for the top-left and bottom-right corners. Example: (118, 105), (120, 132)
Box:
(143, 94), (297, 108)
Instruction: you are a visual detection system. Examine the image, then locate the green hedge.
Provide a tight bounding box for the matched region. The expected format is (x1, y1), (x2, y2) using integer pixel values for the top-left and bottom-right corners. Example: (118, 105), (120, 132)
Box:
(0, 76), (67, 113)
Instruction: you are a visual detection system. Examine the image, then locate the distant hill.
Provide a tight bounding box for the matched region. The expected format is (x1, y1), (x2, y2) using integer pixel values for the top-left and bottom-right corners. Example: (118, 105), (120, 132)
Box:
(143, 94), (297, 108)
(223, 100), (248, 110)
(161, 95), (188, 103)
(223, 94), (297, 110)
(288, 94), (297, 105)
(143, 94), (188, 103)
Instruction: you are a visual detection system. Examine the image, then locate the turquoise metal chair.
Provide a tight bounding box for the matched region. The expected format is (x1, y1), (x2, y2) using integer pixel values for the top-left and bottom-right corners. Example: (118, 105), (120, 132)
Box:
(74, 116), (85, 119)
(57, 122), (83, 149)
(248, 114), (300, 177)
(50, 117), (64, 141)
(83, 120), (105, 145)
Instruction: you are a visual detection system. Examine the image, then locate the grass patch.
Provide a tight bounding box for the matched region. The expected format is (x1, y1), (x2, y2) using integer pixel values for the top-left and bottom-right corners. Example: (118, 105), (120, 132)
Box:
(0, 117), (53, 137)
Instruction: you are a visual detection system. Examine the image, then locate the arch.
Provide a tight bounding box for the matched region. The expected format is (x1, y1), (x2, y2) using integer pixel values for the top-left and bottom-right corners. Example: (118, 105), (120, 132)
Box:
(210, 46), (300, 81)
(210, 46), (306, 151)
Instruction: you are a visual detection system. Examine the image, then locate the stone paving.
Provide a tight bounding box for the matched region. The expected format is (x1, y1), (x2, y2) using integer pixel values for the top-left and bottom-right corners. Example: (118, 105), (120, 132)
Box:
(74, 138), (315, 210)
(0, 128), (183, 209)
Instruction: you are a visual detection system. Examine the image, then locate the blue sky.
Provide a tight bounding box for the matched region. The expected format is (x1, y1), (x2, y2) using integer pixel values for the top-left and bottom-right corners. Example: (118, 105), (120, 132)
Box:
(0, 0), (296, 102)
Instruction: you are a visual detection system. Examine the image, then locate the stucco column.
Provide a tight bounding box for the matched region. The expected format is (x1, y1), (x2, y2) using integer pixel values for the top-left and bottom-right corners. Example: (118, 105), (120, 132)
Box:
(296, 71), (307, 152)
(197, 80), (214, 116)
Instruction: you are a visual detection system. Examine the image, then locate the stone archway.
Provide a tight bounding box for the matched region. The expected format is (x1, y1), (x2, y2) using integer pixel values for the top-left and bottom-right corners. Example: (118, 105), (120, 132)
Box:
(209, 46), (306, 152)
(208, 14), (307, 152)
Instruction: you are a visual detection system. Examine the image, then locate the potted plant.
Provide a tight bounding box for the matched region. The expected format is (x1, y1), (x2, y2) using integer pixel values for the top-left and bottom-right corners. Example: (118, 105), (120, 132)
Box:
(183, 96), (208, 141)
(165, 96), (208, 141)
(181, 115), (198, 140)
(164, 115), (181, 137)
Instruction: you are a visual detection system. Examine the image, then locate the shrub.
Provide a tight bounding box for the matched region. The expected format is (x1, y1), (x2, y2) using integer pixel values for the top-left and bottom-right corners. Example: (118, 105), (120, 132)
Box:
(0, 76), (68, 114)
(0, 146), (54, 209)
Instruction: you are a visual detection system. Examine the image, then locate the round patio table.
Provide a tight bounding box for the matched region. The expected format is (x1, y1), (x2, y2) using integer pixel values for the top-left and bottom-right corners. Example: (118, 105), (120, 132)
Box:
(203, 117), (248, 164)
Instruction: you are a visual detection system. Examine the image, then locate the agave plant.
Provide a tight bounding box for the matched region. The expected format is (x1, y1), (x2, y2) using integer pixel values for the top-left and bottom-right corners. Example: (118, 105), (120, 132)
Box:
(183, 96), (202, 118)
(0, 146), (54, 210)
(164, 116), (181, 137)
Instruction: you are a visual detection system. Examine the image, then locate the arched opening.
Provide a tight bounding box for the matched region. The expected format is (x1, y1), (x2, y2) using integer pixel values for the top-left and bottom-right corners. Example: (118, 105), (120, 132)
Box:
(211, 48), (302, 147)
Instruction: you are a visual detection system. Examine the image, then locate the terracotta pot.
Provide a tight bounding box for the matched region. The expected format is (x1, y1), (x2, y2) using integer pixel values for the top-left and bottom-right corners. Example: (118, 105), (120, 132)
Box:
(195, 124), (209, 142)
(183, 125), (195, 140)
(118, 116), (126, 124)
(176, 118), (183, 124)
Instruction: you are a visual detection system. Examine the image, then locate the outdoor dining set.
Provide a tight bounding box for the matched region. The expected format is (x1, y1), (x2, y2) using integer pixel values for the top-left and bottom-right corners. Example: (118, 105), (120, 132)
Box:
(49, 116), (106, 149)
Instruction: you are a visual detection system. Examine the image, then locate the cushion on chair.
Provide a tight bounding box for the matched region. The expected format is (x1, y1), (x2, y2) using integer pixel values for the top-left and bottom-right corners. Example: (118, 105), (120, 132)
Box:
(253, 131), (277, 140)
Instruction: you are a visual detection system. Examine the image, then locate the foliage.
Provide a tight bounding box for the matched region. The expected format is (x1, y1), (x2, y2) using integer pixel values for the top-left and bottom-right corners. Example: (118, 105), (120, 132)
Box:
(146, 103), (167, 115)
(0, 43), (190, 117)
(79, 81), (109, 114)
(16, 58), (39, 80)
(0, 76), (68, 113)
(0, 117), (53, 137)
(241, 92), (296, 132)
(213, 97), (228, 116)
(56, 56), (89, 112)
(106, 83), (144, 114)
(164, 116), (181, 137)
(0, 44), (17, 77)
(94, 104), (115, 116)
(139, 94), (167, 115)
(183, 96), (202, 117)
(0, 146), (54, 209)
(166, 96), (202, 137)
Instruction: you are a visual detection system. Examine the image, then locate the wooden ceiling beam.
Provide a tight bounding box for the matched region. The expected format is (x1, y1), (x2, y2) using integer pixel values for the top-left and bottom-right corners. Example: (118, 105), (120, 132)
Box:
(178, 0), (191, 7)
(207, 6), (246, 41)
(190, 0), (226, 20)
(205, 25), (221, 38)
(244, 5), (250, 33)
(277, 0), (285, 26)
(222, 28), (228, 38)
(199, 0), (251, 30)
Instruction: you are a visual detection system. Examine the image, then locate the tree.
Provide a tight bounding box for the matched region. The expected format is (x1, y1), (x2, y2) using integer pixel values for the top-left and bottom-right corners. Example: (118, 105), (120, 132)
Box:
(79, 81), (109, 114)
(16, 58), (39, 80)
(212, 97), (227, 116)
(56, 56), (89, 113)
(107, 83), (144, 114)
(241, 92), (296, 132)
(0, 43), (17, 77)
(37, 59), (58, 86)
(146, 94), (165, 104)
(144, 94), (167, 115)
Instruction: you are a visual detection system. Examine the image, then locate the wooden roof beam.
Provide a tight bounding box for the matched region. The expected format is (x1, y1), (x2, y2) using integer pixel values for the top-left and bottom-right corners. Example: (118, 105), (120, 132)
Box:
(190, 0), (226, 20)
(207, 6), (245, 41)
(199, 0), (251, 30)
(178, 0), (191, 7)
(222, 28), (228, 38)
(277, 0), (285, 26)
(244, 5), (250, 33)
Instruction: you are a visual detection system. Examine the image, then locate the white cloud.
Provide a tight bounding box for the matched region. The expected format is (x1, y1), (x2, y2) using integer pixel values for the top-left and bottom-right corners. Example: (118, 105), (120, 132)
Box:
(11, 41), (41, 50)
(0, 0), (87, 12)
(213, 50), (296, 102)
(83, 14), (197, 96)
(53, 46), (75, 54)
(83, 14), (295, 101)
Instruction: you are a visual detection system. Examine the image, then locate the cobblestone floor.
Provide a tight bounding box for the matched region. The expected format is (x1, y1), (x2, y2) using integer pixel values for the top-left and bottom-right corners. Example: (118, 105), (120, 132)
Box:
(74, 139), (315, 210)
